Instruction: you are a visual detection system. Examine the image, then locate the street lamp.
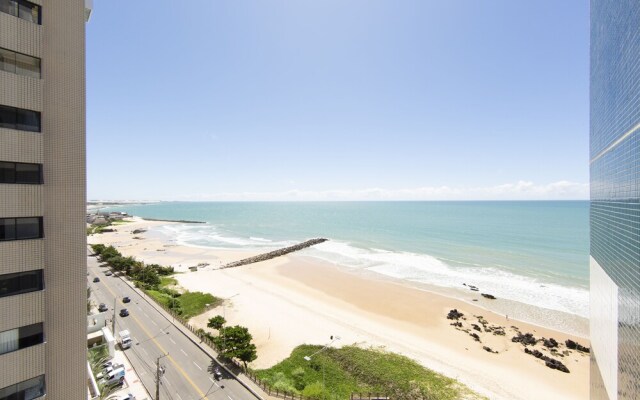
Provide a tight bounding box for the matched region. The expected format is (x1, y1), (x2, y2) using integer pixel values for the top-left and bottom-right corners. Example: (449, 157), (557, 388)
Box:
(221, 293), (239, 357)
(304, 336), (341, 400)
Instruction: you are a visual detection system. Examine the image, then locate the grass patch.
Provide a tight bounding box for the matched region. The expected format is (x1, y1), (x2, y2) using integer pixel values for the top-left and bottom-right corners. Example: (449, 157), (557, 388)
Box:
(147, 280), (220, 318)
(160, 276), (178, 287)
(254, 345), (485, 400)
(178, 291), (221, 319)
(111, 219), (133, 225)
(146, 290), (174, 308)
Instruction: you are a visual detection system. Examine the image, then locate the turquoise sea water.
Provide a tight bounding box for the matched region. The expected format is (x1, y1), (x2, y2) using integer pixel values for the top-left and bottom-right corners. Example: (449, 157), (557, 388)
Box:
(103, 201), (589, 319)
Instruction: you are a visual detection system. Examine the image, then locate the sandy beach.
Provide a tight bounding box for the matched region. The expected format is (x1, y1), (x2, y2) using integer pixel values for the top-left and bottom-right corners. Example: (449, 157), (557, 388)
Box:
(89, 217), (590, 400)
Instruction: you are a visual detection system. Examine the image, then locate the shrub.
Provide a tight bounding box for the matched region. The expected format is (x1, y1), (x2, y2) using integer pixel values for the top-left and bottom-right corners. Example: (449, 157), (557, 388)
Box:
(302, 382), (324, 399)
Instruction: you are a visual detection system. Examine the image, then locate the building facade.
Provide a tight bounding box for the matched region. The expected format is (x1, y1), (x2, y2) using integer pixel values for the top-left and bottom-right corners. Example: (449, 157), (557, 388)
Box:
(0, 0), (89, 398)
(590, 1), (640, 399)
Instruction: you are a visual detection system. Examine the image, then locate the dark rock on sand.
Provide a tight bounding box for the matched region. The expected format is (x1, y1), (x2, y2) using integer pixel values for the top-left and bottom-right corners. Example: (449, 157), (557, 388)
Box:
(524, 348), (570, 373)
(481, 293), (496, 299)
(543, 338), (558, 348)
(472, 324), (482, 332)
(565, 339), (590, 353)
(470, 333), (480, 342)
(512, 332), (538, 346)
(447, 309), (464, 320)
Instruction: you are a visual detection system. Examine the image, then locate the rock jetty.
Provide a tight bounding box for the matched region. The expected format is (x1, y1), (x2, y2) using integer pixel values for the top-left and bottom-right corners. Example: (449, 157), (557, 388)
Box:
(221, 238), (328, 269)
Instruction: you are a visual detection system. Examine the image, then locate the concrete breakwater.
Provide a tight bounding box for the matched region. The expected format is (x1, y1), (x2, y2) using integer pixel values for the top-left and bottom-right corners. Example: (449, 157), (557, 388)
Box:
(221, 238), (328, 269)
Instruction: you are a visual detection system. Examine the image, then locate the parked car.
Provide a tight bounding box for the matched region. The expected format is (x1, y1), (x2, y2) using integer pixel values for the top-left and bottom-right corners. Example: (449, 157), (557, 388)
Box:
(98, 366), (125, 387)
(93, 277), (100, 283)
(105, 271), (113, 276)
(98, 303), (108, 312)
(106, 393), (136, 400)
(119, 309), (129, 317)
(122, 296), (131, 303)
(96, 363), (124, 379)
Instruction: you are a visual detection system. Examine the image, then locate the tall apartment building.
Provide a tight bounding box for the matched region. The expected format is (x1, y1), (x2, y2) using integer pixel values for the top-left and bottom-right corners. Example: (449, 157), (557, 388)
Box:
(590, 1), (640, 399)
(0, 0), (90, 398)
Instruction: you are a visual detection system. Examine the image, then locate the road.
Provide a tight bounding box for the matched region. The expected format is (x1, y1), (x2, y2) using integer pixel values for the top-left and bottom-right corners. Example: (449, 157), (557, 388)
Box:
(88, 253), (262, 400)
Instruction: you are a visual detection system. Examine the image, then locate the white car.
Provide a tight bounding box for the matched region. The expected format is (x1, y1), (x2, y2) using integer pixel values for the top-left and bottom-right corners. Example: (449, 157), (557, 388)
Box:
(106, 394), (135, 400)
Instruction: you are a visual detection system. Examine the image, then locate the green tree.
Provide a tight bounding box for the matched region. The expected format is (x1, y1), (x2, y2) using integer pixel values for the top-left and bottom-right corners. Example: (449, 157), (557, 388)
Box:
(213, 325), (258, 368)
(207, 315), (226, 330)
(98, 245), (119, 263)
(91, 243), (106, 255)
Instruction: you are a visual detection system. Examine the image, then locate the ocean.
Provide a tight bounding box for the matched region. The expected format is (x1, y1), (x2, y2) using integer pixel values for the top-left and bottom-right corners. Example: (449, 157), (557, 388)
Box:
(102, 201), (589, 331)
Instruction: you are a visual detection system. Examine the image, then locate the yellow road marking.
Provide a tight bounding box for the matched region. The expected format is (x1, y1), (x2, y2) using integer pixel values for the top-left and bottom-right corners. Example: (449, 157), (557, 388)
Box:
(98, 272), (209, 399)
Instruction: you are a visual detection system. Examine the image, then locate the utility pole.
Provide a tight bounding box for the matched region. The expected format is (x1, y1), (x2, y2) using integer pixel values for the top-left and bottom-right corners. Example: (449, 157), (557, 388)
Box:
(111, 298), (116, 334)
(155, 354), (168, 400)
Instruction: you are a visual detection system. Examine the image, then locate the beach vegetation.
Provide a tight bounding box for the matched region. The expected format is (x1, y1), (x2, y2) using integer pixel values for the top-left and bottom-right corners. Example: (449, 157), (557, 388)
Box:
(148, 263), (175, 276)
(213, 325), (258, 368)
(178, 291), (220, 319)
(91, 244), (221, 318)
(254, 344), (484, 400)
(207, 315), (226, 330)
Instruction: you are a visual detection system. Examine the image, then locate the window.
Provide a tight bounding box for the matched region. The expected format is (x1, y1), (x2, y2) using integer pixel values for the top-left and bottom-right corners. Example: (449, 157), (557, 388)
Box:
(0, 105), (40, 132)
(0, 48), (40, 78)
(0, 375), (45, 400)
(0, 270), (43, 298)
(0, 323), (43, 356)
(0, 0), (41, 24)
(0, 217), (42, 241)
(0, 48), (16, 74)
(0, 162), (42, 184)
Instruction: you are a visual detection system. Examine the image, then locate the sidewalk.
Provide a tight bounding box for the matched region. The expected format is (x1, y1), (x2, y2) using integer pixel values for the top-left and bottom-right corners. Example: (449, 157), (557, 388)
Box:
(106, 347), (153, 400)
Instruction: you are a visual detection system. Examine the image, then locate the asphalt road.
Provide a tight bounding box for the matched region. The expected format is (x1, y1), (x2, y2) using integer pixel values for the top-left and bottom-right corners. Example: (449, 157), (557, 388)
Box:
(88, 254), (261, 400)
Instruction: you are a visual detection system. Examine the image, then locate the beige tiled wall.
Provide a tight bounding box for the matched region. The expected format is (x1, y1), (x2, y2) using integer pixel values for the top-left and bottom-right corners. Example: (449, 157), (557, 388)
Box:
(0, 240), (44, 275)
(0, 186), (43, 216)
(0, 129), (43, 163)
(0, 0), (86, 396)
(0, 344), (45, 389)
(0, 290), (44, 333)
(42, 0), (87, 398)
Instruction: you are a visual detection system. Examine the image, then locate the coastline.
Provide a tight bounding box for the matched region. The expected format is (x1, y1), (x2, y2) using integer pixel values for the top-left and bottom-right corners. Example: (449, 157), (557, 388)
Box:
(88, 217), (590, 400)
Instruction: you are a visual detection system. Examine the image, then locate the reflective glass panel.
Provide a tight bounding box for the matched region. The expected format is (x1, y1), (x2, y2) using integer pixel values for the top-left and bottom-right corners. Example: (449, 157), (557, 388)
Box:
(0, 0), (17, 17)
(0, 106), (16, 130)
(0, 162), (15, 183)
(15, 217), (40, 239)
(17, 1), (38, 24)
(0, 219), (16, 241)
(15, 163), (41, 184)
(15, 53), (40, 78)
(0, 48), (16, 74)
(14, 108), (40, 132)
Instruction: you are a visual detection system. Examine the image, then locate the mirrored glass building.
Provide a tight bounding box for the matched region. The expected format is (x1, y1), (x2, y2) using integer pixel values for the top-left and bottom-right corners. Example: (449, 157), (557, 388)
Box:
(590, 1), (640, 399)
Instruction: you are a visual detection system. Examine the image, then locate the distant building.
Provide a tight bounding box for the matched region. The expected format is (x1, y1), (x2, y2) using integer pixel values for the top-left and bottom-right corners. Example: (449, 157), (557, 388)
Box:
(590, 1), (640, 399)
(0, 0), (91, 398)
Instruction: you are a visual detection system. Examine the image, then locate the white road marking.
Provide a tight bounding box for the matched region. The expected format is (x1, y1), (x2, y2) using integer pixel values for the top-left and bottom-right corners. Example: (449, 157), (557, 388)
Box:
(180, 348), (188, 356)
(137, 306), (142, 311)
(169, 338), (176, 344)
(192, 361), (202, 370)
(227, 395), (233, 400)
(175, 393), (183, 400)
(139, 347), (148, 356)
(150, 320), (158, 326)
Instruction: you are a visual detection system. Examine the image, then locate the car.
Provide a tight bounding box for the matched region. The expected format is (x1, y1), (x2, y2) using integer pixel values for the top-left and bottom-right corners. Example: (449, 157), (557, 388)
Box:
(122, 296), (131, 303)
(93, 277), (100, 283)
(105, 271), (113, 276)
(106, 394), (136, 400)
(119, 309), (129, 317)
(98, 303), (108, 312)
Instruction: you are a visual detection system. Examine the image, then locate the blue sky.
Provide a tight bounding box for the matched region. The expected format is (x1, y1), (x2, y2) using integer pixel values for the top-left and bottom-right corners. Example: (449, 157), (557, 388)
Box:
(87, 1), (589, 201)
